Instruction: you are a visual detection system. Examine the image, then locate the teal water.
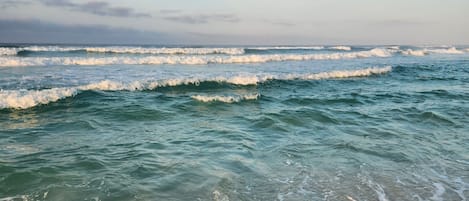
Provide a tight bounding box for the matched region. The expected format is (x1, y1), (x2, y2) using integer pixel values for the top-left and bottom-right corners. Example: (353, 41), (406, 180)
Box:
(0, 45), (468, 200)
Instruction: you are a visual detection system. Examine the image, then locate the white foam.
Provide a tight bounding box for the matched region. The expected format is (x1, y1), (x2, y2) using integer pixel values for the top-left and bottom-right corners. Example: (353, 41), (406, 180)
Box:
(0, 66), (391, 109)
(387, 46), (400, 50)
(0, 49), (392, 67)
(429, 183), (445, 201)
(0, 195), (30, 201)
(286, 66), (392, 80)
(249, 46), (325, 50)
(0, 88), (78, 109)
(426, 47), (464, 54)
(401, 49), (427, 56)
(84, 47), (245, 55)
(0, 47), (18, 56)
(329, 46), (352, 51)
(0, 46), (245, 55)
(401, 47), (465, 56)
(192, 93), (259, 103)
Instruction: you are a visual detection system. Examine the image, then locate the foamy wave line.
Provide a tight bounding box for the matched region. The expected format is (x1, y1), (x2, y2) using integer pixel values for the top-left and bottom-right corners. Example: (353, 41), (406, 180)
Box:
(0, 66), (391, 109)
(0, 49), (392, 67)
(191, 93), (260, 103)
(0, 46), (245, 55)
(400, 47), (465, 56)
(329, 46), (352, 51)
(84, 47), (245, 55)
(248, 46), (325, 50)
(0, 47), (21, 56)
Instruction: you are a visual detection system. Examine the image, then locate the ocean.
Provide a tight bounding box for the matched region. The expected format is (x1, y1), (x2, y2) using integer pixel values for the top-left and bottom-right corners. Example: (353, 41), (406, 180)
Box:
(0, 44), (468, 201)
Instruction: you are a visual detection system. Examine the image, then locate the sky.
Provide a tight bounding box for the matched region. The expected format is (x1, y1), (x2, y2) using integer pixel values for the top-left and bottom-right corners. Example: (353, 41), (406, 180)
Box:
(0, 0), (468, 45)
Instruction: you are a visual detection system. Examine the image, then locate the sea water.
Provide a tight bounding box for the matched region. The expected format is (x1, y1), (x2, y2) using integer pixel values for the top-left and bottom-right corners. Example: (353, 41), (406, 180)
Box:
(0, 45), (468, 200)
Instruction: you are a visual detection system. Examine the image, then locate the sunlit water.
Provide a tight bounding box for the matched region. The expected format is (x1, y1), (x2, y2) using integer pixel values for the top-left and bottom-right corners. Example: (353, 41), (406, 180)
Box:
(1, 45), (468, 201)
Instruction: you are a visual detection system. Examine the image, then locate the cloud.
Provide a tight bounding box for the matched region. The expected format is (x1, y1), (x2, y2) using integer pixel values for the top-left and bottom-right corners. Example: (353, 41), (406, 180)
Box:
(163, 13), (239, 24)
(0, 19), (175, 44)
(0, 0), (31, 9)
(39, 0), (151, 18)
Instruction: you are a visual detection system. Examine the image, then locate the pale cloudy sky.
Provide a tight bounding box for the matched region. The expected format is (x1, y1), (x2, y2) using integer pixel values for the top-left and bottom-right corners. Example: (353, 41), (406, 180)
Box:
(0, 0), (468, 45)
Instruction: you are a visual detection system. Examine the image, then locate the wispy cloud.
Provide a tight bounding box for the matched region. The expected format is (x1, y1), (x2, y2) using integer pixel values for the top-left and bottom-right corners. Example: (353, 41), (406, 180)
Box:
(0, 0), (31, 9)
(163, 13), (240, 24)
(39, 0), (151, 18)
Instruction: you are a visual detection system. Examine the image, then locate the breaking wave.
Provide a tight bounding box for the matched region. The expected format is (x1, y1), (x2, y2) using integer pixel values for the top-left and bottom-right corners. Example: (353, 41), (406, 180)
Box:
(0, 66), (391, 109)
(0, 48), (392, 67)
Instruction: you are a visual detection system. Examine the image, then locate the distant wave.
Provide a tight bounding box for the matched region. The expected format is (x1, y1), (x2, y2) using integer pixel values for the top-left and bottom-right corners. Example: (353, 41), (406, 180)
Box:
(0, 48), (392, 67)
(0, 66), (392, 109)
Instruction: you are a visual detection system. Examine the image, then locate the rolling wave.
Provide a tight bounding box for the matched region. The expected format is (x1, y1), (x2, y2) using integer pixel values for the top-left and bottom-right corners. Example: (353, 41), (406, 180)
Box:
(0, 66), (391, 109)
(0, 48), (391, 67)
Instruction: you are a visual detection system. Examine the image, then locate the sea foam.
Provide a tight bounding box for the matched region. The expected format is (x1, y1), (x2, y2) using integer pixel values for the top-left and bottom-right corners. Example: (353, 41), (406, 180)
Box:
(0, 66), (391, 109)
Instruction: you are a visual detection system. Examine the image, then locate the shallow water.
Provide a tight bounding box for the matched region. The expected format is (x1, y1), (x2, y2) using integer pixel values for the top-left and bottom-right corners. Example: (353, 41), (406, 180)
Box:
(1, 45), (468, 200)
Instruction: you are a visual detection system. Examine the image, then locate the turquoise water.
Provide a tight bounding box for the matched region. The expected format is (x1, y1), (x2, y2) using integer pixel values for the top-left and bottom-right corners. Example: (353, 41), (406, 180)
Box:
(0, 45), (468, 200)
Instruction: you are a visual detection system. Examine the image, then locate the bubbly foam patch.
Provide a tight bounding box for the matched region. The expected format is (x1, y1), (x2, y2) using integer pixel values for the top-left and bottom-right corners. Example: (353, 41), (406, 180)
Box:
(0, 49), (392, 67)
(0, 66), (391, 109)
